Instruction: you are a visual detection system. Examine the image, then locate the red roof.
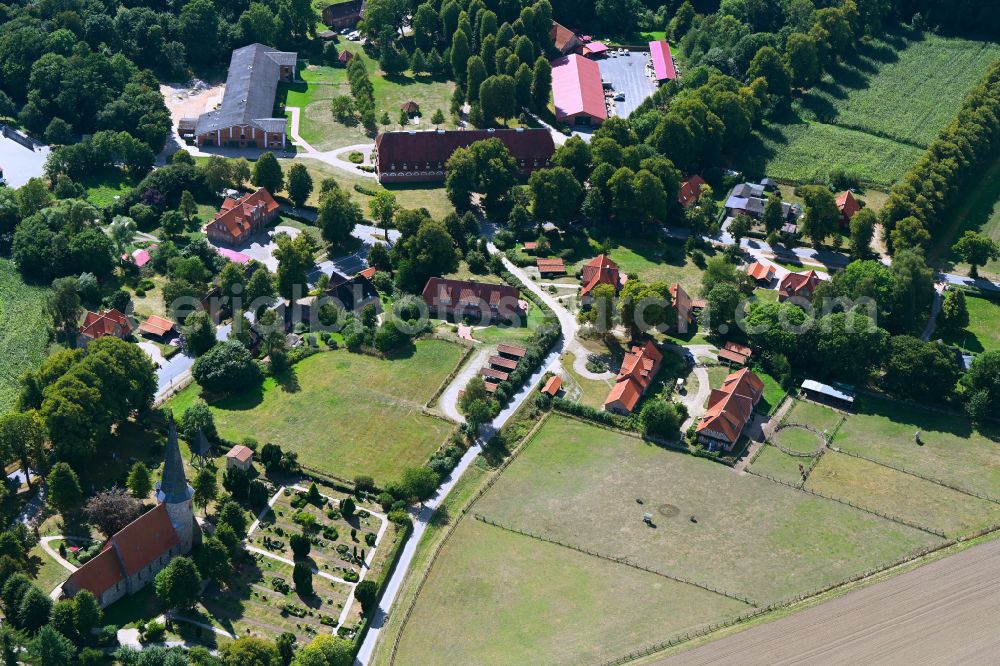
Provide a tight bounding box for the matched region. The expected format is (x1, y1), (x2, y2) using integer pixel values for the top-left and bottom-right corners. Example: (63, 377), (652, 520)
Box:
(604, 340), (662, 413)
(550, 21), (580, 53)
(746, 262), (774, 281)
(480, 367), (509, 382)
(375, 129), (555, 172)
(696, 368), (764, 444)
(718, 341), (752, 366)
(338, 50), (354, 63)
(497, 343), (526, 359)
(206, 188), (279, 244)
(649, 41), (676, 81)
(551, 55), (607, 123)
(536, 257), (566, 273)
(108, 504), (181, 577)
(489, 355), (518, 371)
(542, 375), (562, 396)
(80, 309), (133, 340)
(836, 191), (861, 224)
(357, 267), (377, 279)
(523, 241), (538, 251)
(580, 255), (622, 297)
(422, 277), (521, 310)
(138, 315), (175, 338)
(226, 444), (254, 462)
(678, 175), (706, 207)
(669, 283), (694, 324)
(778, 270), (824, 300)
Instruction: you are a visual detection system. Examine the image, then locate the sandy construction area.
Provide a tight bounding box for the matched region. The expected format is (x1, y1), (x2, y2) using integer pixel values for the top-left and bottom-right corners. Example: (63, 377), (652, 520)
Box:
(160, 81), (225, 124)
(656, 537), (1000, 665)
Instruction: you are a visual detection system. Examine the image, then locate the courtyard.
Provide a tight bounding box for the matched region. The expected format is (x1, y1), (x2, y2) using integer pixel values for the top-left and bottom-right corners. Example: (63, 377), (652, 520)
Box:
(596, 50), (659, 119)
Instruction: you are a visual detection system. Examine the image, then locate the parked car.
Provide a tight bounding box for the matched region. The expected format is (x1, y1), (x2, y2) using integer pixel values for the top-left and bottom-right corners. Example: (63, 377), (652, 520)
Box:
(613, 93), (625, 101)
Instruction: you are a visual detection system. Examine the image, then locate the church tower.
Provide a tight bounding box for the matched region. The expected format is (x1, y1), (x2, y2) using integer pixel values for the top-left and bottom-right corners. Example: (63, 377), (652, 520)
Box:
(156, 413), (197, 553)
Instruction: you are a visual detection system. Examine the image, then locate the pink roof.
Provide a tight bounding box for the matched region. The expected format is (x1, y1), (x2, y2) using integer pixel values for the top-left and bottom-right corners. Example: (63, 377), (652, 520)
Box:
(585, 41), (609, 54)
(649, 41), (676, 81)
(551, 55), (608, 123)
(131, 246), (154, 267)
(215, 247), (251, 263)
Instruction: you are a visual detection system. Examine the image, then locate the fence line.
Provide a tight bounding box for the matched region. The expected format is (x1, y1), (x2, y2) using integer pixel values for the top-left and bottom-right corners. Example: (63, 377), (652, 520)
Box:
(798, 447), (826, 486)
(473, 514), (759, 606)
(745, 468), (946, 538)
(423, 342), (477, 410)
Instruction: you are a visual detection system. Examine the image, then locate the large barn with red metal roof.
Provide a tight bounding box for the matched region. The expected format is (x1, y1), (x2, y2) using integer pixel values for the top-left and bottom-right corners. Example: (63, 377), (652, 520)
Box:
(649, 40), (677, 83)
(551, 54), (607, 126)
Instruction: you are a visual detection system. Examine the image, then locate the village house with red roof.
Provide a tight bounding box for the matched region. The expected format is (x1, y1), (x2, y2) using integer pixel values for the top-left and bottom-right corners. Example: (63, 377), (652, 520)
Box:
(79, 309), (133, 346)
(422, 277), (525, 324)
(836, 191), (861, 226)
(604, 340), (663, 415)
(678, 175), (706, 207)
(778, 270), (825, 301)
(205, 187), (280, 246)
(61, 415), (197, 608)
(695, 367), (764, 451)
(579, 254), (624, 306)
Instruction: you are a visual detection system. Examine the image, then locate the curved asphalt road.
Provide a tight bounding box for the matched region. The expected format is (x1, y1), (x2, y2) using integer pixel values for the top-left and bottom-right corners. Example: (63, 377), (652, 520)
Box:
(656, 537), (1000, 666)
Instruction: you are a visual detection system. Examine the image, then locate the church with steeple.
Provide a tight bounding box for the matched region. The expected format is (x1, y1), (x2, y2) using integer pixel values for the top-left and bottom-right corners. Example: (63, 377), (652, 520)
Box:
(62, 413), (199, 608)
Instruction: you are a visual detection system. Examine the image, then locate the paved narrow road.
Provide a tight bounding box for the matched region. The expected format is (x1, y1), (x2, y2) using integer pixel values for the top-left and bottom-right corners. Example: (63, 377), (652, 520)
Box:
(657, 537), (1000, 666)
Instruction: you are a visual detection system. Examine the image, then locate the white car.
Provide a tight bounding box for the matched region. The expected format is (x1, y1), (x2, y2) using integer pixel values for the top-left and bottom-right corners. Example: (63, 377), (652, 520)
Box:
(348, 31), (360, 40)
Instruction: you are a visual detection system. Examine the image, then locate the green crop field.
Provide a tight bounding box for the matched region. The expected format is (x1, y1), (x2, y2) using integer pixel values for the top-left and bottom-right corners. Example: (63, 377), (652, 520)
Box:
(832, 395), (1000, 500)
(806, 452), (1000, 538)
(473, 416), (937, 604)
(0, 260), (52, 416)
(738, 33), (1000, 187)
(394, 518), (750, 666)
(168, 340), (464, 485)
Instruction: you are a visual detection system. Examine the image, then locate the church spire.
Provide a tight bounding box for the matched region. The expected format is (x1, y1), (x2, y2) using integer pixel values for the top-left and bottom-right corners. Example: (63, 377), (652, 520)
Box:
(159, 411), (190, 504)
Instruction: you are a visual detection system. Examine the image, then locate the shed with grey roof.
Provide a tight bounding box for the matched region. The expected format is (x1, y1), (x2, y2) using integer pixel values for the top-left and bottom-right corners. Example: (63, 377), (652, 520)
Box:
(193, 44), (297, 150)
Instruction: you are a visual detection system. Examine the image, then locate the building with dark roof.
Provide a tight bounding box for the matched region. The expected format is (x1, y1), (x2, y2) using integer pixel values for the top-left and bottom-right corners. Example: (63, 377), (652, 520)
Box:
(322, 0), (364, 27)
(62, 415), (196, 608)
(193, 44), (296, 149)
(551, 54), (607, 126)
(725, 181), (799, 222)
(422, 277), (524, 324)
(374, 128), (555, 183)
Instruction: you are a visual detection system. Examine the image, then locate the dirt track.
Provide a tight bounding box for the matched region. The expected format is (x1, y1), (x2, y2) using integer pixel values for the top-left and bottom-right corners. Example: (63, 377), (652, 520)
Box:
(656, 537), (1000, 666)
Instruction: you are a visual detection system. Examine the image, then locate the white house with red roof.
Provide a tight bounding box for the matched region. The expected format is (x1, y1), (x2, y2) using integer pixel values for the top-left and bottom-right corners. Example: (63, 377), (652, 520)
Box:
(695, 367), (764, 451)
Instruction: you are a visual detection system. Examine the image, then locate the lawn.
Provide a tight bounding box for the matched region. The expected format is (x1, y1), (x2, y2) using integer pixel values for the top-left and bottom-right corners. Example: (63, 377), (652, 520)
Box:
(280, 46), (457, 152)
(560, 351), (614, 409)
(702, 364), (733, 407)
(754, 368), (786, 415)
(748, 444), (810, 486)
(772, 426), (823, 455)
(394, 517), (750, 666)
(932, 158), (1000, 278)
(735, 32), (1000, 187)
(0, 260), (52, 416)
(935, 293), (1000, 354)
(285, 157), (454, 220)
(27, 542), (73, 596)
(783, 399), (844, 434)
(471, 298), (547, 345)
(473, 416), (939, 605)
(81, 168), (140, 208)
(167, 340), (464, 485)
(832, 394), (1000, 500)
(805, 452), (1000, 538)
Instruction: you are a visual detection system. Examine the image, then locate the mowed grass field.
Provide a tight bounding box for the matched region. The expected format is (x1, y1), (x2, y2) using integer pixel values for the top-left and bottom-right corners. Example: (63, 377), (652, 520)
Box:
(394, 518), (751, 666)
(806, 452), (1000, 538)
(832, 395), (1000, 500)
(281, 43), (456, 152)
(472, 417), (937, 605)
(739, 33), (1000, 187)
(168, 340), (463, 484)
(0, 260), (52, 415)
(783, 399), (845, 434)
(749, 444), (810, 486)
(936, 293), (1000, 354)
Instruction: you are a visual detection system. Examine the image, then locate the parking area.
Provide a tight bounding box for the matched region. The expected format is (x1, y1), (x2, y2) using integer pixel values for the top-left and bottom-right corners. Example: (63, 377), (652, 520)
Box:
(0, 133), (49, 188)
(597, 50), (659, 119)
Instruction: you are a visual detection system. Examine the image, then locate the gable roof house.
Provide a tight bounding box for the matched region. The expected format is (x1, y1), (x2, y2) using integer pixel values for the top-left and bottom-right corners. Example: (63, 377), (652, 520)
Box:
(322, 0), (365, 28)
(79, 309), (133, 345)
(778, 270), (824, 301)
(422, 278), (525, 324)
(836, 191), (861, 226)
(536, 257), (566, 276)
(696, 367), (764, 451)
(205, 187), (280, 246)
(648, 40), (677, 83)
(551, 54), (607, 126)
(192, 44), (296, 150)
(374, 128), (555, 183)
(603, 340), (663, 415)
(725, 182), (798, 222)
(62, 416), (196, 608)
(550, 21), (582, 54)
(678, 175), (706, 207)
(669, 283), (695, 332)
(580, 255), (623, 305)
(745, 261), (775, 284)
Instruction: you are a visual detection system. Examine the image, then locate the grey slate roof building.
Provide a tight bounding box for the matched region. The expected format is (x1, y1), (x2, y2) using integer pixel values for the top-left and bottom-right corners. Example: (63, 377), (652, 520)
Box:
(193, 44), (297, 149)
(156, 413), (194, 506)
